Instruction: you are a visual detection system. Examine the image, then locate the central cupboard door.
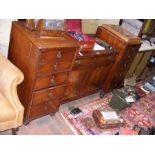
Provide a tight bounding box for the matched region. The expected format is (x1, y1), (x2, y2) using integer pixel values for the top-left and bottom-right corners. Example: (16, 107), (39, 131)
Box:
(63, 64), (112, 100)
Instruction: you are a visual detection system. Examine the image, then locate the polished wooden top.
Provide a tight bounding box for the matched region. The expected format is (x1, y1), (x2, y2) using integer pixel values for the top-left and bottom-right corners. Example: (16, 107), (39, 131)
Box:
(100, 24), (141, 45)
(12, 21), (79, 50)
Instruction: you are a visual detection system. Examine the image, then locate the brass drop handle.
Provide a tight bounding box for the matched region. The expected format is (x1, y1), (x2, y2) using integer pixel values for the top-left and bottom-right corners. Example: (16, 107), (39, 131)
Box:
(57, 51), (62, 58)
(108, 55), (112, 60)
(45, 101), (50, 105)
(131, 47), (135, 51)
(127, 55), (131, 58)
(54, 62), (58, 70)
(81, 44), (87, 48)
(44, 101), (49, 110)
(50, 76), (55, 84)
(124, 63), (127, 68)
(48, 92), (53, 97)
(44, 106), (48, 110)
(75, 60), (81, 65)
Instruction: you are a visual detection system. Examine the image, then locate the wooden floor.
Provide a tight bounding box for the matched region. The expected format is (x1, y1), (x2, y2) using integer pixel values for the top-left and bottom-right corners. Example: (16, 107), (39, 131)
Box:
(0, 93), (100, 135)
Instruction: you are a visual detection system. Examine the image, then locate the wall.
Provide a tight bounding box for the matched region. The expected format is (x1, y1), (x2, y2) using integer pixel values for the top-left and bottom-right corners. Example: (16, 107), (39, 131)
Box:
(0, 19), (17, 57)
(81, 19), (120, 34)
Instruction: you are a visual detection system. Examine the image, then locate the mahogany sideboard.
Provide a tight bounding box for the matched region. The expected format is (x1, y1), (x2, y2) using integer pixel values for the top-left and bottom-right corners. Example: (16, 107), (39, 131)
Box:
(8, 21), (141, 123)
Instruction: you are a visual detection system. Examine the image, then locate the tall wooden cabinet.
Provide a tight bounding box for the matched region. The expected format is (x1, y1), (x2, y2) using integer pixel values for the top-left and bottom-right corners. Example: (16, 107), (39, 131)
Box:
(96, 25), (141, 91)
(8, 22), (79, 123)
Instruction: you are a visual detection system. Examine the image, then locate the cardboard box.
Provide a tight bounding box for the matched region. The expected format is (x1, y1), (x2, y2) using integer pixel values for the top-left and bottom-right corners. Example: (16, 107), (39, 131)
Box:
(81, 19), (120, 34)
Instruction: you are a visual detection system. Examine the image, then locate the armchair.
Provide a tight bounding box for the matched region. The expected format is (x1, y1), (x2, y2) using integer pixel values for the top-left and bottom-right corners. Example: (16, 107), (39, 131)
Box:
(0, 53), (24, 134)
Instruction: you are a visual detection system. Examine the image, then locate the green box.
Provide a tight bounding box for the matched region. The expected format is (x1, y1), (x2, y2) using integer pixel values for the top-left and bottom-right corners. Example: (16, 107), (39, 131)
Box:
(109, 89), (129, 111)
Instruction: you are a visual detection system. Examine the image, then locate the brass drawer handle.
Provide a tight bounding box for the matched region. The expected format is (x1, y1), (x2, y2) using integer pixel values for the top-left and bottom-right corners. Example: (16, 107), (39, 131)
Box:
(48, 92), (53, 97)
(44, 101), (49, 110)
(124, 63), (127, 68)
(57, 51), (62, 58)
(108, 55), (112, 60)
(44, 106), (48, 110)
(50, 76), (55, 84)
(131, 47), (135, 51)
(45, 101), (49, 105)
(127, 55), (131, 58)
(75, 60), (81, 65)
(54, 62), (58, 70)
(81, 44), (87, 49)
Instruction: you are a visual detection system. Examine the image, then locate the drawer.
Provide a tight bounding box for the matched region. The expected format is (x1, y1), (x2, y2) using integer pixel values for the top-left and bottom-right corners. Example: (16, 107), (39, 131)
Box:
(40, 48), (75, 62)
(95, 55), (115, 66)
(74, 57), (95, 66)
(29, 99), (60, 119)
(74, 54), (115, 68)
(38, 59), (72, 74)
(34, 72), (68, 90)
(32, 85), (66, 105)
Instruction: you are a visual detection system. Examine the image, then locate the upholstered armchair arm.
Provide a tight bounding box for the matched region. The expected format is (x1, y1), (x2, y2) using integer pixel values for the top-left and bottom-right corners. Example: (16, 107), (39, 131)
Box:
(0, 53), (24, 126)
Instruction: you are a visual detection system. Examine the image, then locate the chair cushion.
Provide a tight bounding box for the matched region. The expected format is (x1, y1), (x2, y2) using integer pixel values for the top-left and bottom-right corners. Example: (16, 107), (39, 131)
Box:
(0, 91), (16, 123)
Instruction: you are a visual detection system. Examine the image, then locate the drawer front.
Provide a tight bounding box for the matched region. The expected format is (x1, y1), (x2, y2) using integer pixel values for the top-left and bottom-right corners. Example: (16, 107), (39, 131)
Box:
(38, 60), (72, 74)
(74, 57), (95, 66)
(95, 55), (115, 66)
(33, 85), (66, 105)
(74, 54), (115, 69)
(29, 99), (60, 119)
(40, 48), (75, 62)
(34, 72), (68, 90)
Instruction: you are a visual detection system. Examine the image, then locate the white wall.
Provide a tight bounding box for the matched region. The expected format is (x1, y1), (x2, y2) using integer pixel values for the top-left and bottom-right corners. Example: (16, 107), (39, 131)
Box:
(0, 19), (17, 57)
(0, 19), (120, 57)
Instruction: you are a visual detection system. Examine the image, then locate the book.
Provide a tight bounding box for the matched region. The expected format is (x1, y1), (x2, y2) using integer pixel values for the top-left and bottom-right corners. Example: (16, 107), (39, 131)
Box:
(93, 43), (105, 50)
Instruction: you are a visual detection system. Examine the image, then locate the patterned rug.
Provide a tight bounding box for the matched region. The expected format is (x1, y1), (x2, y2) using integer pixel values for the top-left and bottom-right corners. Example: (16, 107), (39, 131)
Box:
(61, 93), (155, 135)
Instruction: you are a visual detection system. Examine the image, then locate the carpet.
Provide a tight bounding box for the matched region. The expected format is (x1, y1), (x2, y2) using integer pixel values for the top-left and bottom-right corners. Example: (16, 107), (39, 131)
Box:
(61, 93), (155, 135)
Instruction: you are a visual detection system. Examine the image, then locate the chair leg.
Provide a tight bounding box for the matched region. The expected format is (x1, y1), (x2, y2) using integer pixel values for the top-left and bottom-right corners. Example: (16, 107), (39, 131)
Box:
(12, 128), (19, 135)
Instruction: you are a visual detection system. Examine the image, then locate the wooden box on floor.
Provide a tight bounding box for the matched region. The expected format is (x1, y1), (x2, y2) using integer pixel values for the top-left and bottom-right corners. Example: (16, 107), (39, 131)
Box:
(92, 109), (123, 129)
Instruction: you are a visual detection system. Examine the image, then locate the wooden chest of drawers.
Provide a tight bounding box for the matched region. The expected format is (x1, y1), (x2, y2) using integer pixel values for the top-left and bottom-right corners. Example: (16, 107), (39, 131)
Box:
(8, 22), (79, 123)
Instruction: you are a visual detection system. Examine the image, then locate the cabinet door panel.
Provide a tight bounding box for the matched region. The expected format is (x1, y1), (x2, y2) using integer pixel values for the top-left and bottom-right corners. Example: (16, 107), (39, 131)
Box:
(64, 67), (93, 99)
(64, 65), (112, 100)
(88, 65), (111, 91)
